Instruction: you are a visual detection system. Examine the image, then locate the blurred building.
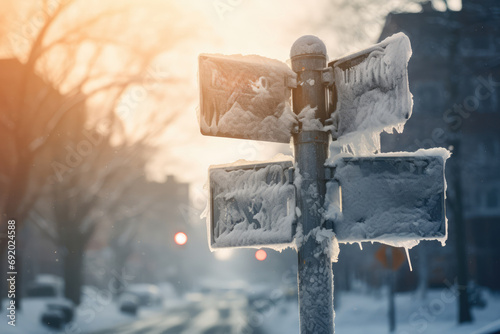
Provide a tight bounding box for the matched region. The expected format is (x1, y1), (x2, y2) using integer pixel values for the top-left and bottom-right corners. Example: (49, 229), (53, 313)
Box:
(126, 176), (193, 285)
(0, 58), (196, 295)
(378, 0), (500, 290)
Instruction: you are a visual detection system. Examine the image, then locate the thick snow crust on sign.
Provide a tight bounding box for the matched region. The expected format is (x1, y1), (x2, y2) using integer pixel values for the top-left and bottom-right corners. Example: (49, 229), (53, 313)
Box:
(199, 54), (297, 143)
(324, 148), (450, 250)
(208, 158), (297, 250)
(330, 32), (413, 155)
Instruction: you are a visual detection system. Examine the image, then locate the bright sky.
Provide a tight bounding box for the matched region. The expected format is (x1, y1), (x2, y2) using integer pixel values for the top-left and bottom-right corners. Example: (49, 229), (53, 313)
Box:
(152, 0), (333, 200)
(149, 0), (461, 201)
(0, 0), (461, 203)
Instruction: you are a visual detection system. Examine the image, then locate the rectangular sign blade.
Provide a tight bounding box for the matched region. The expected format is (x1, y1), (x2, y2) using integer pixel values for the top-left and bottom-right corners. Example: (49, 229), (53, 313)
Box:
(328, 33), (413, 146)
(325, 150), (449, 244)
(209, 160), (296, 248)
(199, 54), (297, 143)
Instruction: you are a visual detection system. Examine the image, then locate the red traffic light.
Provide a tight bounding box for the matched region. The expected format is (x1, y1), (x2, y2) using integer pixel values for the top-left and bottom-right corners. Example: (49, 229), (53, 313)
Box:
(255, 249), (267, 261)
(174, 232), (187, 245)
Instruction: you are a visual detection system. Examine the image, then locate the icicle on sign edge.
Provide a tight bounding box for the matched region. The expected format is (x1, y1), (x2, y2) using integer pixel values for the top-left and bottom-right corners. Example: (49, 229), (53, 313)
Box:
(198, 54), (298, 144)
(328, 32), (413, 151)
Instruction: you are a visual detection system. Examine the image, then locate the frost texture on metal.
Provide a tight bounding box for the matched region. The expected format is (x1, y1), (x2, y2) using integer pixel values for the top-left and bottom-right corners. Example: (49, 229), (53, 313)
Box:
(325, 150), (448, 246)
(209, 161), (296, 248)
(199, 54), (297, 143)
(298, 254), (334, 333)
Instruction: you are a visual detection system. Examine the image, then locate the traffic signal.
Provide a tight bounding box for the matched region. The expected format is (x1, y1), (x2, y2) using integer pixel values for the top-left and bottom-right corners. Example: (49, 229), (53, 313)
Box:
(174, 232), (187, 246)
(255, 249), (267, 261)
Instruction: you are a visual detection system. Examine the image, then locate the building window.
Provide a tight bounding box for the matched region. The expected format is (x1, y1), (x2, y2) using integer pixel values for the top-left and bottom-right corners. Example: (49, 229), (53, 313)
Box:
(476, 189), (483, 208)
(461, 36), (494, 56)
(414, 82), (442, 114)
(463, 77), (499, 113)
(495, 89), (500, 113)
(486, 189), (498, 208)
(464, 191), (472, 211)
(472, 36), (490, 50)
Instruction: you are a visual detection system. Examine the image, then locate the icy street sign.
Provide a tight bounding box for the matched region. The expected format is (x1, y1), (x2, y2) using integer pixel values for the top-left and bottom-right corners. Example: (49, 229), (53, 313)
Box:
(198, 33), (449, 334)
(198, 54), (297, 143)
(209, 161), (296, 248)
(328, 35), (413, 143)
(326, 154), (447, 243)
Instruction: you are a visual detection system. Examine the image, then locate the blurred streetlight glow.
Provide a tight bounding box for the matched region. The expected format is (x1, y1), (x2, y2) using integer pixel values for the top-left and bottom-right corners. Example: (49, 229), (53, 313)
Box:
(255, 249), (267, 261)
(214, 249), (233, 261)
(174, 232), (187, 245)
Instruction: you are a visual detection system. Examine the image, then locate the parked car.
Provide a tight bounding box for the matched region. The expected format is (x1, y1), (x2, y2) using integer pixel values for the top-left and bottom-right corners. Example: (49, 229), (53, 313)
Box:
(46, 300), (74, 323)
(26, 274), (64, 298)
(119, 295), (139, 316)
(120, 284), (162, 307)
(41, 309), (66, 330)
(41, 299), (74, 330)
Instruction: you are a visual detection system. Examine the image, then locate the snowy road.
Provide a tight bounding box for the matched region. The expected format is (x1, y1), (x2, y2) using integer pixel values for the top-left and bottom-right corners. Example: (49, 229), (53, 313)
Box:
(5, 287), (499, 333)
(87, 292), (253, 334)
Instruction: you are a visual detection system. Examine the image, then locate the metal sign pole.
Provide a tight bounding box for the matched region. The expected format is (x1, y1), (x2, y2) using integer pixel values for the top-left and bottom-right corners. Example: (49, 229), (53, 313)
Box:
(290, 36), (334, 334)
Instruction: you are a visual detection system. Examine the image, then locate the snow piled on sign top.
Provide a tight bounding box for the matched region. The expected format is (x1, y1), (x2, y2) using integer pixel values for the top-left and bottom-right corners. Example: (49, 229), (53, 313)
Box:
(324, 148), (450, 250)
(198, 54), (297, 143)
(207, 157), (297, 251)
(328, 32), (413, 155)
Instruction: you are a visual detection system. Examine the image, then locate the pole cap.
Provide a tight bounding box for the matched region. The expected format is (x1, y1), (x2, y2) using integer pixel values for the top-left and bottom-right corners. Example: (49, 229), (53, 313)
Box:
(290, 35), (327, 59)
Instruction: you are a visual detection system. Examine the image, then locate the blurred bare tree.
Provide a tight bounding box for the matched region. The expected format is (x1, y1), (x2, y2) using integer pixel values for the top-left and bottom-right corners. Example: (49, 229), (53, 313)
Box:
(0, 0), (202, 305)
(0, 0), (198, 245)
(31, 134), (156, 305)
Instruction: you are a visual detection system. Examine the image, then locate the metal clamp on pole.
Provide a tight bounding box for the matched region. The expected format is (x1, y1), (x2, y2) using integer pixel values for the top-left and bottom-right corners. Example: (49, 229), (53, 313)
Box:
(290, 35), (334, 334)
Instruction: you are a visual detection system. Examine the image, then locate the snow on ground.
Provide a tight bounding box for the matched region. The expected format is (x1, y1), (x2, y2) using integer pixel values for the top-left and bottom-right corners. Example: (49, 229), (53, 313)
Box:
(3, 287), (499, 333)
(1, 297), (62, 334)
(0, 294), (166, 334)
(261, 288), (500, 334)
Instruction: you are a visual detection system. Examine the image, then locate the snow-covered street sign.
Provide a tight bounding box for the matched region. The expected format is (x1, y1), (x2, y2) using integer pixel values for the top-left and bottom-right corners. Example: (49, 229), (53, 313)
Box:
(328, 33), (413, 146)
(209, 160), (296, 248)
(199, 54), (297, 143)
(198, 33), (449, 334)
(326, 152), (448, 244)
